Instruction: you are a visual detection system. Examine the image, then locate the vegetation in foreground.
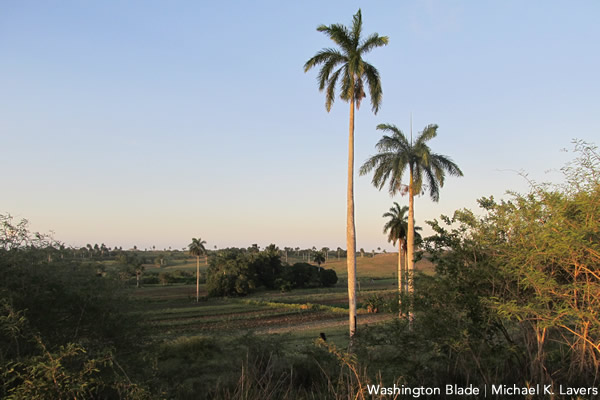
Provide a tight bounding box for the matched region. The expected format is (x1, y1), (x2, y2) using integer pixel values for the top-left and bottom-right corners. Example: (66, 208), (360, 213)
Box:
(1, 141), (598, 399)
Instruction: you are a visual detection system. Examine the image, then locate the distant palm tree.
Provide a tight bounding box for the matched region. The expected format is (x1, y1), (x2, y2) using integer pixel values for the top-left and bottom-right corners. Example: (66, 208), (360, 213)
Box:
(305, 9), (388, 339)
(264, 243), (279, 257)
(135, 265), (144, 288)
(189, 237), (207, 303)
(361, 123), (462, 320)
(313, 251), (326, 268)
(383, 202), (421, 318)
(322, 247), (330, 262)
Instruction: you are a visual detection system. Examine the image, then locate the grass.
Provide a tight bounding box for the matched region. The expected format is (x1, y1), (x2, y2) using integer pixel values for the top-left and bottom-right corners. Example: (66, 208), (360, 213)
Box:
(322, 252), (435, 278)
(126, 252), (426, 349)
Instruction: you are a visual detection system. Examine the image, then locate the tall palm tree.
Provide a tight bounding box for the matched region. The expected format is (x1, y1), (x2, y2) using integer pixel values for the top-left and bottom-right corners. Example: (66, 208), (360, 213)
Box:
(360, 123), (463, 318)
(304, 9), (388, 338)
(188, 237), (207, 303)
(383, 202), (421, 318)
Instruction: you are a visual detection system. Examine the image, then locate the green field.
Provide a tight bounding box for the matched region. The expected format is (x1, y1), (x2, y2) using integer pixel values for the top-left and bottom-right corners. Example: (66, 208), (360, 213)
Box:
(129, 253), (419, 347)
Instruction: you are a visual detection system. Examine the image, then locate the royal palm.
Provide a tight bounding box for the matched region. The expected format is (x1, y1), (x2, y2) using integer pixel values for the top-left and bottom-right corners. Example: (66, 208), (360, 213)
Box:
(361, 123), (462, 318)
(304, 9), (388, 338)
(188, 237), (206, 303)
(383, 202), (421, 318)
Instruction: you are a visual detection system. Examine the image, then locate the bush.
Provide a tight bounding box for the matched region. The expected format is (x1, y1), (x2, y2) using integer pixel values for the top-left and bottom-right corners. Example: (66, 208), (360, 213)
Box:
(320, 268), (338, 287)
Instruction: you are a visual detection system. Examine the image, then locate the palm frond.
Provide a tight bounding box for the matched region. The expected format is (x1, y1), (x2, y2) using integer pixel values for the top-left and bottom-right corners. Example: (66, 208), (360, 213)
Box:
(423, 165), (441, 201)
(359, 33), (389, 54)
(351, 9), (362, 47)
(339, 64), (352, 101)
(316, 52), (346, 90)
(325, 67), (343, 111)
(317, 23), (353, 54)
(431, 153), (464, 177)
(304, 48), (344, 73)
(363, 61), (382, 113)
(416, 124), (438, 145)
(376, 124), (409, 148)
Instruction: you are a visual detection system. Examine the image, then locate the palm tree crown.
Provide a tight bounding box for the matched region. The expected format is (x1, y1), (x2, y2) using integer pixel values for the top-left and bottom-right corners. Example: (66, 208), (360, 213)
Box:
(360, 124), (463, 200)
(304, 9), (388, 113)
(188, 238), (206, 257)
(382, 202), (422, 248)
(313, 251), (326, 267)
(383, 202), (409, 247)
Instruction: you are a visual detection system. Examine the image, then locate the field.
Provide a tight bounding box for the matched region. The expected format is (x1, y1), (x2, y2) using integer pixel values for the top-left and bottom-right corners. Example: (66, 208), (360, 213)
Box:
(130, 253), (432, 347)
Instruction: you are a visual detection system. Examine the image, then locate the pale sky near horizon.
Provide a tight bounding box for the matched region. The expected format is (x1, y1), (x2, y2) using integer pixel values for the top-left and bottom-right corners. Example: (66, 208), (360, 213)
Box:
(2, 1), (599, 252)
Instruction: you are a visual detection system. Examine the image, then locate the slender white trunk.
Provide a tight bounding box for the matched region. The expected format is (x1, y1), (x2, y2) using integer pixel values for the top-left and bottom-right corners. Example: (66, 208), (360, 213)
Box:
(196, 256), (200, 303)
(407, 167), (415, 327)
(398, 242), (403, 318)
(347, 99), (358, 338)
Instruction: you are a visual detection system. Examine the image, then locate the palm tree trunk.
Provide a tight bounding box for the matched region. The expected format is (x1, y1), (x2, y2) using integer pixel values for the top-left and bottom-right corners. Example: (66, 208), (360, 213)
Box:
(405, 246), (409, 293)
(407, 167), (415, 327)
(196, 255), (200, 303)
(347, 98), (358, 338)
(398, 242), (404, 318)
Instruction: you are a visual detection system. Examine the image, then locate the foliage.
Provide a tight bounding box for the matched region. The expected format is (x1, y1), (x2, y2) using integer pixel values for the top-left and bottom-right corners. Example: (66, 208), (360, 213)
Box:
(320, 268), (338, 287)
(303, 9), (388, 113)
(0, 215), (150, 398)
(418, 141), (600, 387)
(206, 250), (338, 296)
(188, 237), (207, 258)
(360, 124), (463, 199)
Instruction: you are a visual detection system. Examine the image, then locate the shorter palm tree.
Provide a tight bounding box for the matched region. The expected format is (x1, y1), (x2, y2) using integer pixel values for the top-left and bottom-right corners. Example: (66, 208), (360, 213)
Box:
(189, 238), (207, 303)
(383, 202), (421, 318)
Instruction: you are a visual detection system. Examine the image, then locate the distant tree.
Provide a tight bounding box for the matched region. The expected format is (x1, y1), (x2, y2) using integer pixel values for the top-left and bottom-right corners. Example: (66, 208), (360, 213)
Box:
(320, 268), (338, 287)
(135, 265), (144, 288)
(188, 237), (207, 302)
(321, 247), (330, 262)
(283, 247), (291, 263)
(313, 251), (326, 268)
(360, 248), (365, 258)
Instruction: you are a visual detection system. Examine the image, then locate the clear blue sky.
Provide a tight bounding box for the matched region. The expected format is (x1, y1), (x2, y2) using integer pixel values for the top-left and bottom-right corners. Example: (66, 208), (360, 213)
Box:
(2, 1), (599, 251)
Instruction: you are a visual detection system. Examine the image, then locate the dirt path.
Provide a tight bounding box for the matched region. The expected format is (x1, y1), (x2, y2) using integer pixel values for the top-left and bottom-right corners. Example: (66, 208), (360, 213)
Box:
(257, 312), (394, 334)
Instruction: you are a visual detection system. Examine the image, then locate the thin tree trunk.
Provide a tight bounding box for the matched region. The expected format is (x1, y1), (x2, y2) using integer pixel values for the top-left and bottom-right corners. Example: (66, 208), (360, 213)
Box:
(196, 255), (200, 303)
(347, 99), (358, 338)
(398, 242), (404, 318)
(407, 167), (415, 327)
(405, 245), (409, 293)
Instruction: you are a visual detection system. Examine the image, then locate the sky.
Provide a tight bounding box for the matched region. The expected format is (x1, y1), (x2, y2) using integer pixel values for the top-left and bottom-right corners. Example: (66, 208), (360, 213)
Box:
(1, 1), (599, 252)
